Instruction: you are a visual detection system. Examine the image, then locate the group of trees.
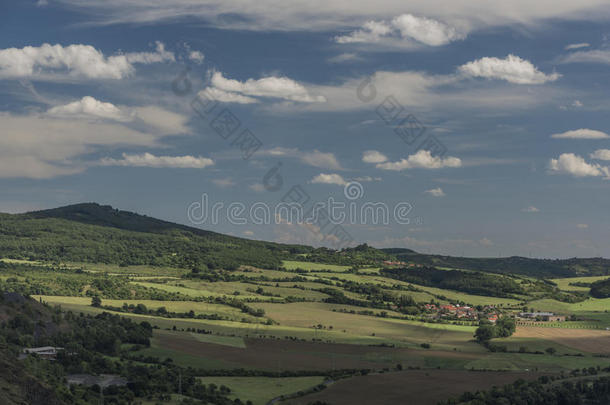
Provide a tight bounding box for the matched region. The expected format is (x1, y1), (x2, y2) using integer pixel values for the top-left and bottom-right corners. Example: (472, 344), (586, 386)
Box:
(382, 267), (523, 298)
(590, 278), (610, 298)
(440, 373), (610, 405)
(474, 317), (516, 343)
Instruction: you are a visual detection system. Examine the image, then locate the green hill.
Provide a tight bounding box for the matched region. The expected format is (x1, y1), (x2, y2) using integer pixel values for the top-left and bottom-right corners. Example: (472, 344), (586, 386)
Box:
(382, 248), (610, 278)
(0, 203), (306, 270)
(0, 203), (607, 278)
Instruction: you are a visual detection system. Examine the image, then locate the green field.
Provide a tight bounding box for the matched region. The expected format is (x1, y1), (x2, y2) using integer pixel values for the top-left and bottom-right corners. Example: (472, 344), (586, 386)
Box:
(198, 376), (326, 405)
(551, 276), (610, 292)
(282, 260), (350, 272)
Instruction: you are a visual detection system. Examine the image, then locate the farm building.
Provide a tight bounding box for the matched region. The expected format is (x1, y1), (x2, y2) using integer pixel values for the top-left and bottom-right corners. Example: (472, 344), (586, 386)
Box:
(518, 312), (565, 322)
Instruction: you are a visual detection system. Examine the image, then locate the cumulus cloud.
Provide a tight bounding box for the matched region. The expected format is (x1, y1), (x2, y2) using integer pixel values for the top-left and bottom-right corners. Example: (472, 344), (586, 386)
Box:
(458, 54), (560, 84)
(335, 14), (463, 47)
(47, 96), (130, 121)
(425, 187), (445, 197)
(362, 150), (388, 164)
(551, 129), (609, 139)
(565, 42), (590, 50)
(0, 96), (190, 179)
(301, 150), (343, 170)
(549, 153), (610, 178)
(204, 71), (325, 103)
(261, 147), (342, 170)
(310, 173), (347, 185)
(100, 153), (214, 168)
(0, 42), (173, 79)
(591, 149), (610, 160)
(522, 206), (540, 213)
(188, 50), (204, 63)
(374, 150), (462, 171)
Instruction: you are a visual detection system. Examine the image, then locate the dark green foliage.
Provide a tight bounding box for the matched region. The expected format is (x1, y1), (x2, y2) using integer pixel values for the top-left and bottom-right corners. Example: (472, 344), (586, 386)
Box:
(474, 317), (515, 343)
(474, 324), (496, 343)
(382, 267), (523, 298)
(494, 317), (516, 338)
(384, 248), (610, 278)
(440, 372), (610, 405)
(590, 278), (610, 298)
(0, 203), (300, 270)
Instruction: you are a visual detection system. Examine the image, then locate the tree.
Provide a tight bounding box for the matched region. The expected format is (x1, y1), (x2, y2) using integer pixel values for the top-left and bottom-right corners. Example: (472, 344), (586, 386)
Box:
(495, 317), (516, 338)
(475, 324), (496, 343)
(91, 296), (102, 307)
(545, 347), (557, 355)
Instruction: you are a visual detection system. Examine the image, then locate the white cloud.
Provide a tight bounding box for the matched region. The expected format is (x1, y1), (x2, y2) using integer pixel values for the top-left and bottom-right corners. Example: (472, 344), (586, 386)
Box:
(551, 129), (609, 139)
(310, 173), (347, 185)
(302, 150), (343, 170)
(199, 88), (258, 104)
(53, 0), (610, 33)
(335, 14), (463, 47)
(565, 42), (590, 50)
(208, 71), (325, 103)
(458, 54), (560, 84)
(0, 99), (190, 179)
(261, 147), (342, 170)
(561, 49), (610, 64)
(353, 176), (382, 182)
(425, 187), (445, 197)
(122, 41), (175, 64)
(362, 150), (388, 164)
(549, 153), (610, 178)
(327, 53), (362, 64)
(576, 223), (589, 229)
(100, 153), (214, 168)
(522, 206), (540, 213)
(249, 183), (266, 192)
(591, 149), (610, 160)
(374, 150), (462, 171)
(212, 178), (236, 187)
(189, 50), (204, 63)
(46, 97), (189, 135)
(392, 14), (463, 46)
(0, 42), (173, 79)
(47, 96), (130, 121)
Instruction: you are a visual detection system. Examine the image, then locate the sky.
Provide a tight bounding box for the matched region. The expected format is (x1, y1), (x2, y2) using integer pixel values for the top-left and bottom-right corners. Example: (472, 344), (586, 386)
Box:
(1, 0), (610, 258)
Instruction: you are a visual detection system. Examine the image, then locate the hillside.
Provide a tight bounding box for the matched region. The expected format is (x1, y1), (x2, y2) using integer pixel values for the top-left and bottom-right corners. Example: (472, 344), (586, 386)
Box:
(383, 248), (610, 278)
(0, 203), (607, 278)
(0, 203), (309, 270)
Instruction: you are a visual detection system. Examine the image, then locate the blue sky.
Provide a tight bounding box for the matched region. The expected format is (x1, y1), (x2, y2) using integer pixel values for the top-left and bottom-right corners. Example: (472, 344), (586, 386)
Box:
(2, 1), (610, 258)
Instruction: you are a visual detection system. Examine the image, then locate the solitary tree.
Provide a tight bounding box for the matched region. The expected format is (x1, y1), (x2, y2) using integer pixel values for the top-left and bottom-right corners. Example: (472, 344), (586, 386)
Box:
(91, 296), (102, 307)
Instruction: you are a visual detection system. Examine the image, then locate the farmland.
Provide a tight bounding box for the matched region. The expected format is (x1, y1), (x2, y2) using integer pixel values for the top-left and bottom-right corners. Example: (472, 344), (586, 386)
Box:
(1, 204), (610, 404)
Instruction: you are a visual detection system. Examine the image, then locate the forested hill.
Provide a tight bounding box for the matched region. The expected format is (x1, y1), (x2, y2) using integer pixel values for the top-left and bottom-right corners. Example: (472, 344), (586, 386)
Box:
(0, 203), (607, 278)
(0, 203), (308, 270)
(382, 248), (610, 278)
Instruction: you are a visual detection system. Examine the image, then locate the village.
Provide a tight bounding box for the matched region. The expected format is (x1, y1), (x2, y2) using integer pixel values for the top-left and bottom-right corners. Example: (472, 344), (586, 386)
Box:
(422, 304), (567, 325)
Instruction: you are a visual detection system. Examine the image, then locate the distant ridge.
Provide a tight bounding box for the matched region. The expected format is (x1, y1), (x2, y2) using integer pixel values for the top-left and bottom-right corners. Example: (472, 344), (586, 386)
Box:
(0, 203), (607, 278)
